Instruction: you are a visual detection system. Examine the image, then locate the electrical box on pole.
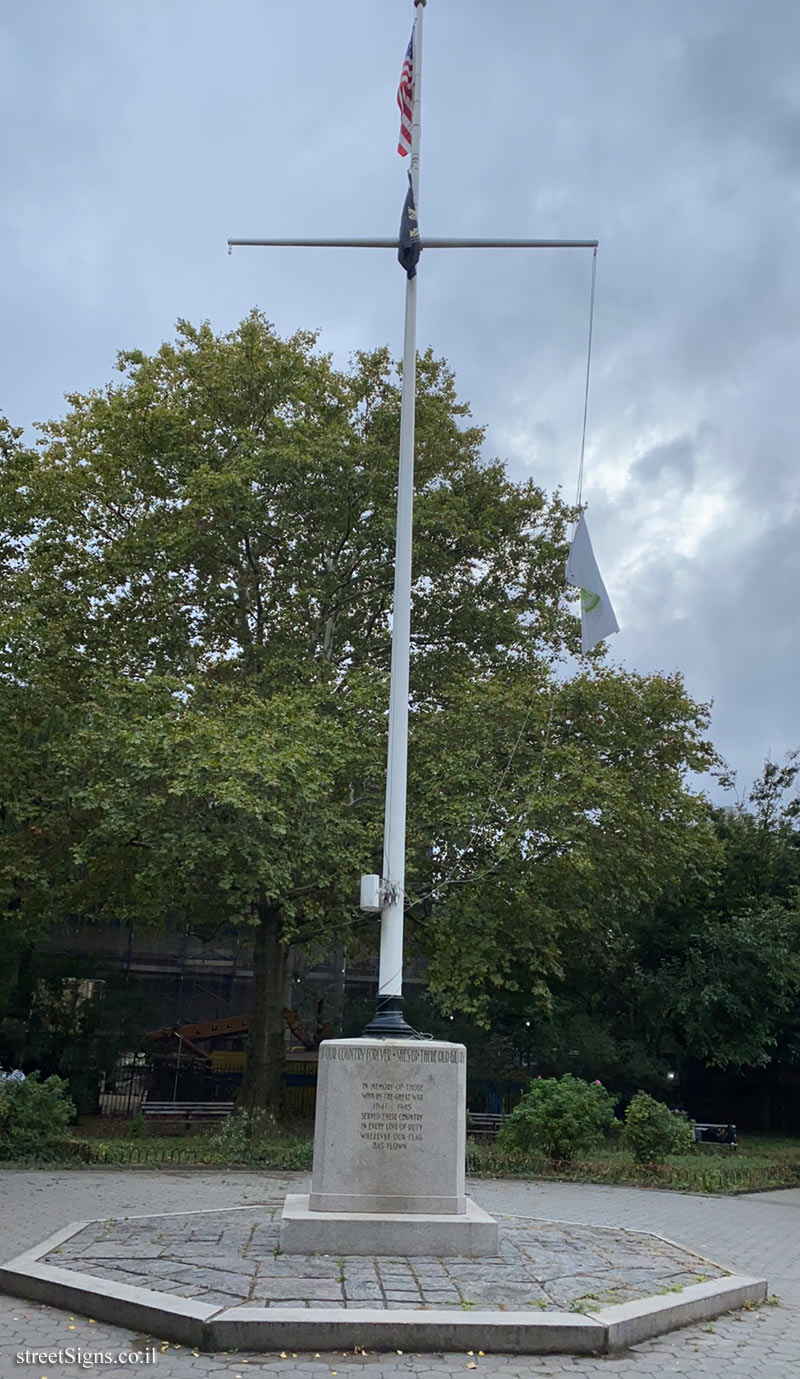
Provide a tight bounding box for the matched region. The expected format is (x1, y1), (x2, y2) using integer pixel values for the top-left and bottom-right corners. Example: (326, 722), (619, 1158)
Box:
(359, 874), (382, 913)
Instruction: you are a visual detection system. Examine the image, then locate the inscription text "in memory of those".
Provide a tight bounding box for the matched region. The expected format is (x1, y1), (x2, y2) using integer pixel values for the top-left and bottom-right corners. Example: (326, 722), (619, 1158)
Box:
(358, 1083), (425, 1151)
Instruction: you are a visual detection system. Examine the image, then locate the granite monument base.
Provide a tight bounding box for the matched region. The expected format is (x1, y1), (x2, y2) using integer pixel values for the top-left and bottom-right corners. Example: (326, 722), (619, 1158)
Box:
(280, 1036), (498, 1257)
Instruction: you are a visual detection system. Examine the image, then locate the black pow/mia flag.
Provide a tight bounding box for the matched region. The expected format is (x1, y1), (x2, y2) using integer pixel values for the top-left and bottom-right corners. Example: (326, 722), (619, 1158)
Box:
(398, 173), (421, 279)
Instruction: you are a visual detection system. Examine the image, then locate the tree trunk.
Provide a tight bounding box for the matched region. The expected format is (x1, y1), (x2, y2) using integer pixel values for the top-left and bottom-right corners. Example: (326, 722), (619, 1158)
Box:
(238, 900), (287, 1120)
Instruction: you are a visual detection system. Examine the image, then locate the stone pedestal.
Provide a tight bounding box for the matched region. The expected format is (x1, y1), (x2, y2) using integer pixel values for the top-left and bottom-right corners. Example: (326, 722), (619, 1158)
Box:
(311, 1037), (467, 1214)
(280, 1037), (498, 1257)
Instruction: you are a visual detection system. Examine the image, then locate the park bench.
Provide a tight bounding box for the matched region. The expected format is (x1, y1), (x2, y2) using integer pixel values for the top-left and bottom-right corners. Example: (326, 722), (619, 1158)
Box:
(466, 1112), (508, 1139)
(141, 1100), (235, 1132)
(693, 1121), (737, 1148)
(466, 1113), (738, 1149)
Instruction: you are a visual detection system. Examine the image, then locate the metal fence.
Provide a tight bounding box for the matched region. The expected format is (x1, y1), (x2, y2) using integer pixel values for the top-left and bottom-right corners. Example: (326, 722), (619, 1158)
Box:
(99, 1054), (317, 1120)
(100, 1056), (516, 1124)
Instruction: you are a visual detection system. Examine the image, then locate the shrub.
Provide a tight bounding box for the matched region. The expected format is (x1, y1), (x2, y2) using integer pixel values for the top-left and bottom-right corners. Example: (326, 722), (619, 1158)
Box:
(204, 1111), (312, 1169)
(126, 1112), (148, 1139)
(621, 1091), (694, 1164)
(497, 1075), (615, 1163)
(206, 1111), (260, 1158)
(0, 1073), (76, 1159)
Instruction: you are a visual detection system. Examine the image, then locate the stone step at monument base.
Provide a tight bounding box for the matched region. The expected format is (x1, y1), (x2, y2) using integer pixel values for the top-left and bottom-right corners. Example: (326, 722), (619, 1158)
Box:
(280, 1193), (499, 1257)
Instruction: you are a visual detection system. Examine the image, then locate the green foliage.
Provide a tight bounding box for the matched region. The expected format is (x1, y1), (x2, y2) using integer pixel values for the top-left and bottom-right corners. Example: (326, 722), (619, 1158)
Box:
(0, 954), (158, 1114)
(621, 1091), (694, 1164)
(0, 1072), (75, 1159)
(498, 1074), (615, 1162)
(0, 313), (723, 1112)
(654, 907), (800, 1071)
(206, 1111), (265, 1158)
(127, 1112), (147, 1139)
(496, 754), (800, 1108)
(715, 753), (800, 910)
(412, 665), (719, 1023)
(466, 1137), (800, 1193)
(204, 1113), (312, 1168)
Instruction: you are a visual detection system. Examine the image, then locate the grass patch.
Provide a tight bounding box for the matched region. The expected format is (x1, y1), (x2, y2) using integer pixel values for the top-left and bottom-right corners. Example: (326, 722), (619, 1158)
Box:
(6, 1119), (313, 1169)
(8, 1118), (800, 1190)
(91, 1133), (313, 1169)
(466, 1136), (800, 1193)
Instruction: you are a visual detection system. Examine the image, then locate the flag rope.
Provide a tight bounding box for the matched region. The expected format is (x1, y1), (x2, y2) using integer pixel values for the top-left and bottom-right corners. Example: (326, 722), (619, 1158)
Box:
(406, 600), (568, 908)
(407, 256), (601, 905)
(574, 245), (598, 516)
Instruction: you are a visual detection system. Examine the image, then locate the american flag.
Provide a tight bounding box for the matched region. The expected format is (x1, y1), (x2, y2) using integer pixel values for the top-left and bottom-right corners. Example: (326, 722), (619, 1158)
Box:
(396, 30), (414, 157)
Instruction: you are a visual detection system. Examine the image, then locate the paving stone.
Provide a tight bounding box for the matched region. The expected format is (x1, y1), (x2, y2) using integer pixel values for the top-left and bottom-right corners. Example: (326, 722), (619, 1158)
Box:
(198, 1289), (252, 1306)
(184, 1267), (253, 1294)
(343, 1280), (384, 1300)
(186, 1254), (257, 1274)
(257, 1277), (344, 1301)
(1, 1169), (790, 1378)
(255, 1257), (341, 1278)
(39, 1206), (730, 1322)
(81, 1243), (166, 1260)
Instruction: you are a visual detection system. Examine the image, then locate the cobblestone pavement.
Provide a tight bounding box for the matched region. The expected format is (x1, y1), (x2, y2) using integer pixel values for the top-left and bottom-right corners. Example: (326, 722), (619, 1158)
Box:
(44, 1202), (722, 1312)
(0, 1169), (795, 1378)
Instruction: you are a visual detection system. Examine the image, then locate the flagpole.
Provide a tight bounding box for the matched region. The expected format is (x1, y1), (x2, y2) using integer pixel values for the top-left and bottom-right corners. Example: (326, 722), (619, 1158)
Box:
(226, 0), (601, 1037)
(364, 0), (425, 1038)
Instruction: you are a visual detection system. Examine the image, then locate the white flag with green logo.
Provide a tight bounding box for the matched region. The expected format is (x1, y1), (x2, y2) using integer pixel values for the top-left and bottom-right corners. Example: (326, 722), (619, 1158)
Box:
(566, 515), (619, 654)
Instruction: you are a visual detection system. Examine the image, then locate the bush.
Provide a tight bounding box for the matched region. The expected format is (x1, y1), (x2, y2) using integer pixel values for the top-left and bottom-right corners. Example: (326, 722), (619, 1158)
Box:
(621, 1091), (695, 1164)
(206, 1111), (260, 1158)
(204, 1111), (313, 1169)
(497, 1074), (615, 1163)
(126, 1112), (148, 1139)
(0, 1073), (76, 1159)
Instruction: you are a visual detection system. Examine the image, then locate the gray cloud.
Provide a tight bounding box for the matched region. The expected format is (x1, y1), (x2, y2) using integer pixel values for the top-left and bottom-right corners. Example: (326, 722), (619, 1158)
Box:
(1, 0), (798, 798)
(631, 437), (699, 489)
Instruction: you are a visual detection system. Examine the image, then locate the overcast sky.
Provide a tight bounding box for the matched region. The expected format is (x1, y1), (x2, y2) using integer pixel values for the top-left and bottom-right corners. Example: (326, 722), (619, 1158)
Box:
(2, 0), (798, 803)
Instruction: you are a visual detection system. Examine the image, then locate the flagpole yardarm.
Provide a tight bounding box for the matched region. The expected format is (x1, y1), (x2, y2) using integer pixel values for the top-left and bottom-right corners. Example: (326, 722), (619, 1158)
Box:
(228, 237), (599, 250)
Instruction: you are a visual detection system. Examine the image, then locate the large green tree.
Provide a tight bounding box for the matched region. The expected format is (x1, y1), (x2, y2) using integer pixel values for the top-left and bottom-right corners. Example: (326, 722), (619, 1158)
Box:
(510, 755), (800, 1108)
(0, 313), (719, 1114)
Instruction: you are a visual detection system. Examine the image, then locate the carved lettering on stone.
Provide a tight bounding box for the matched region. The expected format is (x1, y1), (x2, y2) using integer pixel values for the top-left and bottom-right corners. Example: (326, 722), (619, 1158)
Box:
(321, 1045), (465, 1065)
(358, 1081), (426, 1150)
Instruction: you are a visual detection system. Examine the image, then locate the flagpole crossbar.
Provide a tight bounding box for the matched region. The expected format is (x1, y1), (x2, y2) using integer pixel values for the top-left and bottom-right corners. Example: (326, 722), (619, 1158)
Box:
(228, 236), (598, 250)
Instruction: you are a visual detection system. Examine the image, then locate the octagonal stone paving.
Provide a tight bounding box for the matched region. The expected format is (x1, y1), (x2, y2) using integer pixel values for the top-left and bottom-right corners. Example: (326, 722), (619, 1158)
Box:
(0, 1205), (767, 1354)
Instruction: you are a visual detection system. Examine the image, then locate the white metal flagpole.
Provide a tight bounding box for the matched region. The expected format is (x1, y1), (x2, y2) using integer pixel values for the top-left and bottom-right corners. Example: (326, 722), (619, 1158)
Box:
(364, 0), (425, 1037)
(226, 0), (599, 1038)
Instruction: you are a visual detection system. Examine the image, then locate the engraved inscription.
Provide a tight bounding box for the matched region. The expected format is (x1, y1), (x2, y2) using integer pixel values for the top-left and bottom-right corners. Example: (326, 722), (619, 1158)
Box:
(322, 1044), (465, 1064)
(359, 1081), (426, 1152)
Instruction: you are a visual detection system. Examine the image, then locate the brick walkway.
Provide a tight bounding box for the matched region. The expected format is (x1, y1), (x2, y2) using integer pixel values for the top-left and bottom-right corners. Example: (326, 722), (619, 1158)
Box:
(1, 1169), (796, 1378)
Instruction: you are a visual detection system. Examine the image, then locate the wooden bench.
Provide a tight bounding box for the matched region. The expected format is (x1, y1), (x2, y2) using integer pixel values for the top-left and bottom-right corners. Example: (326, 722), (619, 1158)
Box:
(693, 1122), (738, 1148)
(141, 1101), (235, 1132)
(466, 1112), (508, 1139)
